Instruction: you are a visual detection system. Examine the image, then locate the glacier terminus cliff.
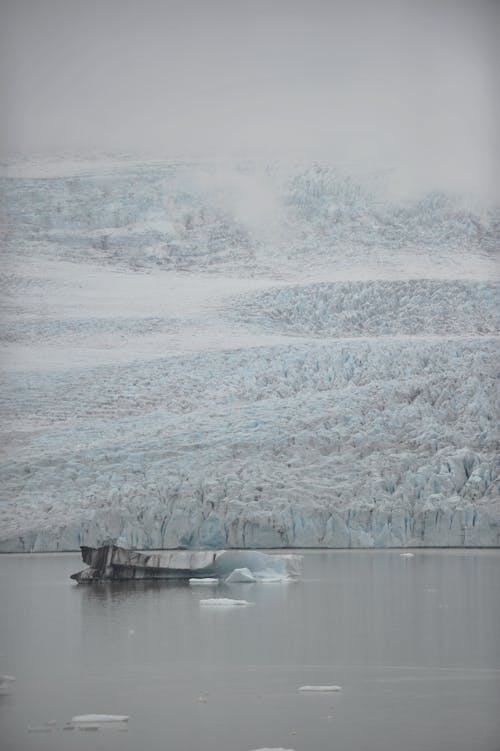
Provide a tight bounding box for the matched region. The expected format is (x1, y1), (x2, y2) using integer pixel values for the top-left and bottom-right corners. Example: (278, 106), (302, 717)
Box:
(0, 159), (498, 551)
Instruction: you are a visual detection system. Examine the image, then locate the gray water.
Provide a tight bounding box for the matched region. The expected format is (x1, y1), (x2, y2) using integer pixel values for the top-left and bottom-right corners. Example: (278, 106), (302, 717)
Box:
(0, 550), (499, 751)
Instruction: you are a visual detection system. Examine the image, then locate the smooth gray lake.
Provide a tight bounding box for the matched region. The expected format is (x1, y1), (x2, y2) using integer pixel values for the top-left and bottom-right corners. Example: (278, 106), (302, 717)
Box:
(0, 550), (499, 751)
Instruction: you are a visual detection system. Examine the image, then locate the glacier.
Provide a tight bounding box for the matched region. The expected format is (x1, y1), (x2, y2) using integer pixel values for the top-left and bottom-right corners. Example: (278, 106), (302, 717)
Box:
(0, 157), (498, 551)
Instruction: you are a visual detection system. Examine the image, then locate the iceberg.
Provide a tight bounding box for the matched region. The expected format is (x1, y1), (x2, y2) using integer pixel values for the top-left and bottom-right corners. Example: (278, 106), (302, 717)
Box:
(298, 685), (342, 692)
(70, 544), (303, 582)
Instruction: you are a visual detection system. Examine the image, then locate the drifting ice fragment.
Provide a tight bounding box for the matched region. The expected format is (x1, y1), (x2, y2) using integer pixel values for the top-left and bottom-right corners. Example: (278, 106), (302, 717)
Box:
(28, 725), (53, 733)
(189, 578), (219, 586)
(71, 714), (129, 723)
(400, 553), (415, 558)
(199, 598), (252, 607)
(0, 674), (15, 694)
(250, 748), (296, 750)
(299, 685), (342, 692)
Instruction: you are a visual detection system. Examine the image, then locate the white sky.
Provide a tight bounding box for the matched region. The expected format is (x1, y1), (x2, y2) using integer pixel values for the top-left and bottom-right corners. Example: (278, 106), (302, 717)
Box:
(1, 0), (499, 197)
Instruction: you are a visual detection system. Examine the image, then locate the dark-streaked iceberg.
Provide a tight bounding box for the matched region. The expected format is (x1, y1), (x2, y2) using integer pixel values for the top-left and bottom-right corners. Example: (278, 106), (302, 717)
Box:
(70, 544), (303, 582)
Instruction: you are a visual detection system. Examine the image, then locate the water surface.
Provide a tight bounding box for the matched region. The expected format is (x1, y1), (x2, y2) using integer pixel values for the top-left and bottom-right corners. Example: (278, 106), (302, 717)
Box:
(1, 549), (499, 751)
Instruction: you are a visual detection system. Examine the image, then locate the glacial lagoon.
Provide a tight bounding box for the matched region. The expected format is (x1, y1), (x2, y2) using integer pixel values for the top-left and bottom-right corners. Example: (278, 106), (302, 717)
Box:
(1, 549), (499, 751)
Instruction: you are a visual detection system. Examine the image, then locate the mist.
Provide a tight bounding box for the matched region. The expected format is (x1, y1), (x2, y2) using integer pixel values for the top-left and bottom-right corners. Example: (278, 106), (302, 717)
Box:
(1, 0), (499, 198)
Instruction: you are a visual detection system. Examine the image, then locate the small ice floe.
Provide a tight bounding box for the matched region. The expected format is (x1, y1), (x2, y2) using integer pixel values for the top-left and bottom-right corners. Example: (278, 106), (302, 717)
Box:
(299, 685), (342, 692)
(225, 567), (291, 583)
(0, 674), (15, 695)
(250, 748), (296, 751)
(71, 714), (129, 723)
(189, 577), (219, 586)
(28, 725), (53, 733)
(400, 552), (415, 557)
(199, 598), (252, 607)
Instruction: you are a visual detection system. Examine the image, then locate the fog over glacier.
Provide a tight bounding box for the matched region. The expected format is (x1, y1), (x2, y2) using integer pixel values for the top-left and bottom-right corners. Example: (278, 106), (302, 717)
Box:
(0, 1), (498, 550)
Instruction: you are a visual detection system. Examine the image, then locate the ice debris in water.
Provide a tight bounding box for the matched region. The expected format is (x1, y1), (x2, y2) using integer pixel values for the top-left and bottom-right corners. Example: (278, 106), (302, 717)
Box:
(225, 566), (292, 583)
(71, 714), (129, 723)
(199, 598), (252, 607)
(400, 552), (415, 557)
(70, 546), (303, 582)
(299, 685), (342, 692)
(189, 577), (219, 586)
(27, 725), (53, 733)
(0, 675), (15, 695)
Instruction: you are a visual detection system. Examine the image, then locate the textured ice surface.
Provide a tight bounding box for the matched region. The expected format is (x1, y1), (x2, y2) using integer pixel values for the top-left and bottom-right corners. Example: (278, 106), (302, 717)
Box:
(225, 568), (257, 583)
(230, 280), (499, 337)
(0, 158), (498, 551)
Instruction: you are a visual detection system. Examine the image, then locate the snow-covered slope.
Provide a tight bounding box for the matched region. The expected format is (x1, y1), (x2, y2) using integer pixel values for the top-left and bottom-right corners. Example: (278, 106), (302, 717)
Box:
(0, 158), (498, 551)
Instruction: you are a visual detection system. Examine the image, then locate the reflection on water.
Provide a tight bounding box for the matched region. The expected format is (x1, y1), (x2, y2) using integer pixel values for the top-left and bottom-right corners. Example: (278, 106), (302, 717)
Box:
(0, 550), (499, 751)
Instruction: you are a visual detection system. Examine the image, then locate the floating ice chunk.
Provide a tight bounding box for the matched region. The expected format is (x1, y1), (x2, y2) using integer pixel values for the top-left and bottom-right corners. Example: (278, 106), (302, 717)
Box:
(199, 598), (252, 607)
(71, 714), (129, 723)
(71, 546), (302, 582)
(299, 685), (342, 692)
(253, 571), (291, 583)
(225, 567), (256, 583)
(28, 725), (53, 732)
(250, 748), (296, 750)
(0, 674), (15, 695)
(189, 577), (219, 586)
(400, 552), (415, 558)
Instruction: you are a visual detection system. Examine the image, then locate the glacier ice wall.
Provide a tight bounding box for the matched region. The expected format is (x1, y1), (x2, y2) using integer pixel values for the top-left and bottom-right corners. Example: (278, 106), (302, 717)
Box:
(0, 159), (498, 551)
(0, 338), (498, 552)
